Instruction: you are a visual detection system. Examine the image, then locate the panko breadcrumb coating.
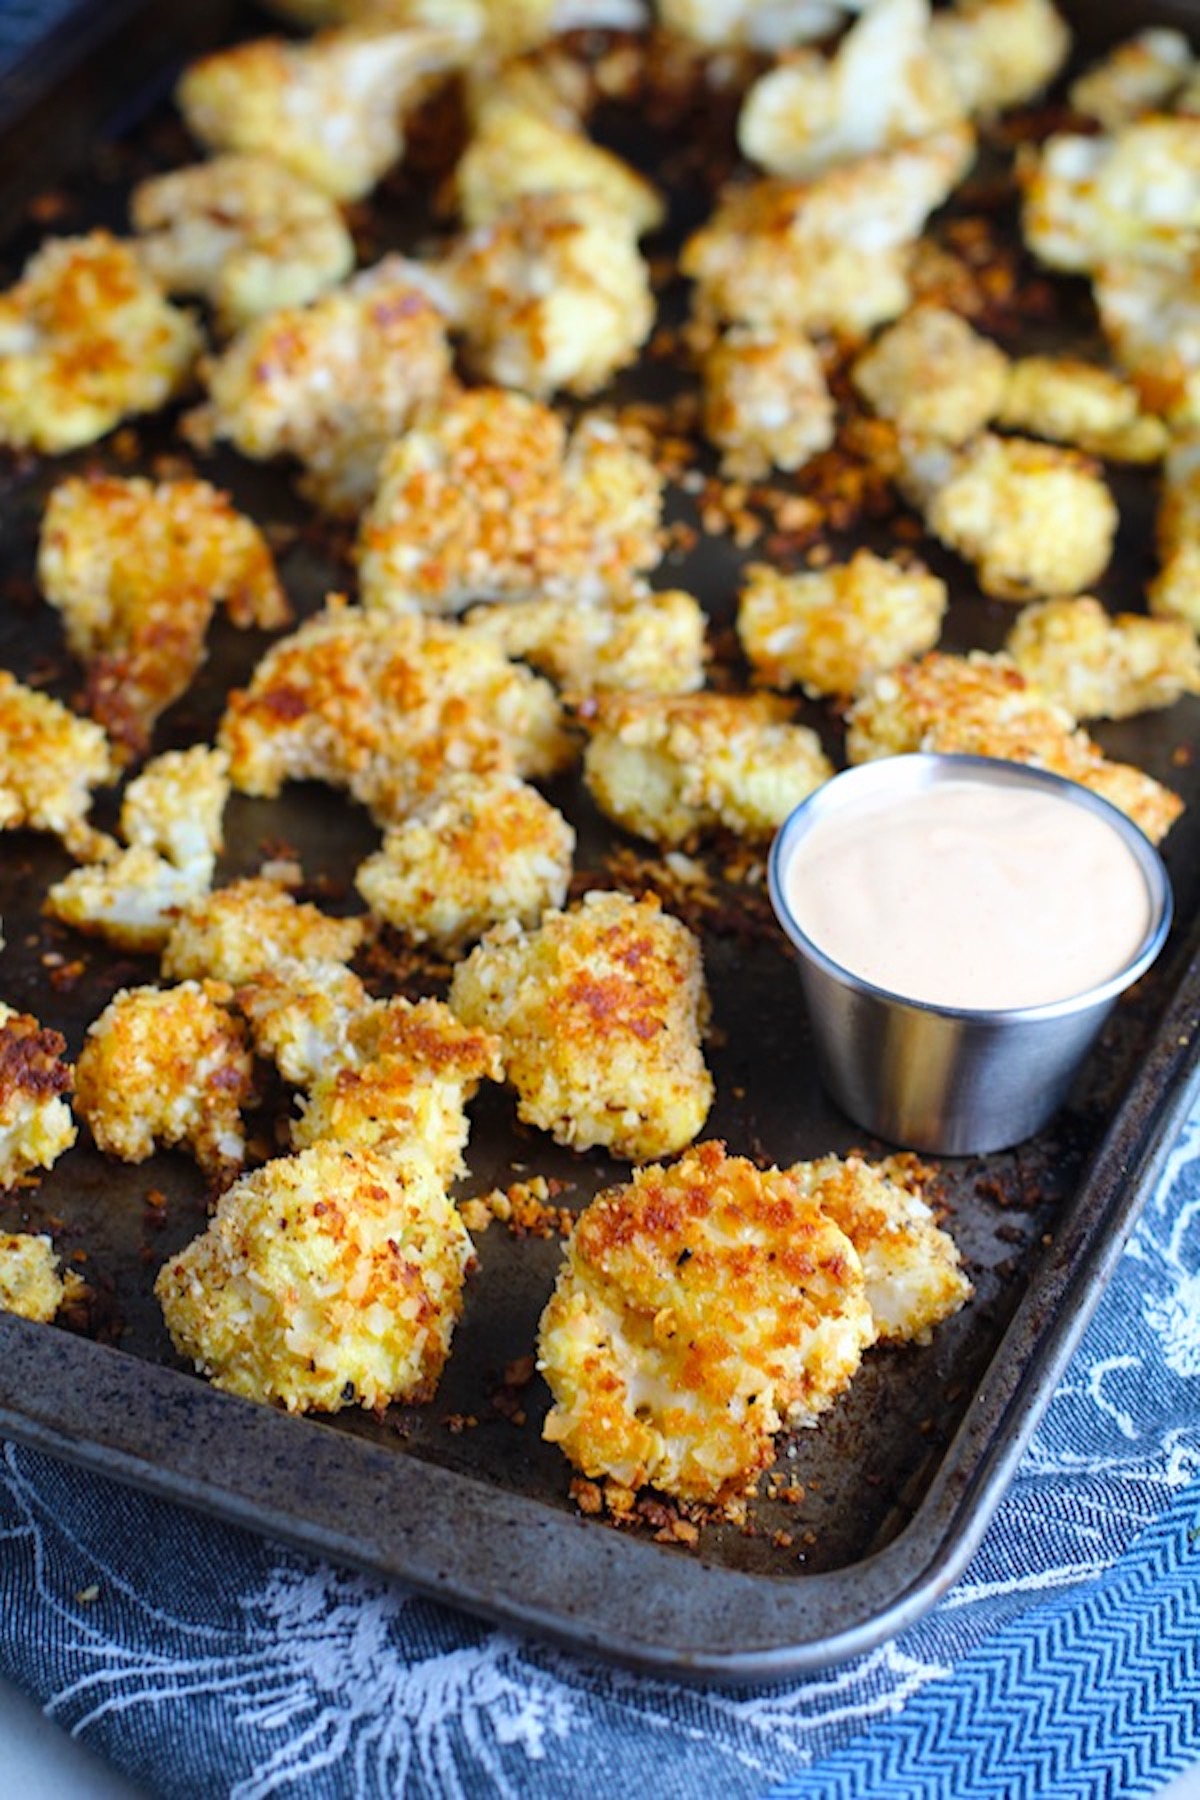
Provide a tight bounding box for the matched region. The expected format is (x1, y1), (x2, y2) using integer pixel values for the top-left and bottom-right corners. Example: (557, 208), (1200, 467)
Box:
(0, 230), (200, 453)
(1005, 596), (1200, 721)
(130, 154), (355, 333)
(37, 473), (288, 757)
(701, 325), (835, 480)
(681, 125), (975, 337)
(581, 690), (833, 846)
(0, 1005), (76, 1188)
(851, 303), (1009, 445)
(738, 0), (965, 181)
(155, 1142), (474, 1412)
(0, 670), (117, 860)
(846, 650), (1184, 842)
(900, 432), (1118, 601)
(186, 258), (455, 516)
(443, 190), (655, 399)
(0, 1234), (64, 1323)
(219, 600), (572, 825)
(462, 587), (707, 697)
(119, 746), (230, 873)
(1093, 258), (1200, 430)
(928, 0), (1071, 114)
(1150, 436), (1200, 631)
(1068, 28), (1193, 130)
(995, 355), (1168, 463)
(162, 875), (364, 986)
(738, 551), (947, 699)
(449, 889), (712, 1160)
(537, 1141), (876, 1503)
(355, 772), (575, 952)
(176, 26), (464, 201)
(357, 388), (663, 613)
(1021, 116), (1200, 275)
(292, 995), (503, 1183)
(75, 982), (255, 1177)
(790, 1154), (972, 1345)
(236, 958), (373, 1088)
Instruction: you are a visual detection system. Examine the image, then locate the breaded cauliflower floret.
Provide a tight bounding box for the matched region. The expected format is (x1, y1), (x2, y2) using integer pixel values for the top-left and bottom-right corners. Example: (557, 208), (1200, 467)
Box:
(1021, 117), (1200, 275)
(846, 650), (1184, 842)
(928, 0), (1070, 114)
(995, 355), (1168, 463)
(162, 875), (364, 986)
(44, 845), (213, 955)
(701, 326), (835, 479)
(1093, 257), (1200, 431)
(187, 258), (454, 516)
(358, 388), (663, 612)
(237, 959), (373, 1088)
(120, 746), (230, 872)
(681, 126), (975, 336)
(851, 303), (1009, 444)
(176, 26), (463, 201)
(443, 191), (654, 399)
(219, 601), (572, 826)
(130, 154), (355, 334)
(1150, 436), (1200, 630)
(738, 0), (965, 181)
(0, 671), (117, 860)
(462, 587), (707, 697)
(1068, 28), (1193, 130)
(793, 1153), (971, 1345)
(449, 889), (712, 1160)
(155, 1142), (473, 1412)
(344, 0), (645, 55)
(537, 1140), (875, 1503)
(0, 231), (201, 453)
(900, 432), (1117, 601)
(38, 474), (288, 758)
(293, 995), (503, 1183)
(355, 772), (574, 952)
(738, 551), (947, 699)
(1006, 595), (1200, 720)
(75, 982), (254, 1177)
(0, 1234), (65, 1322)
(582, 690), (832, 846)
(656, 0), (854, 51)
(0, 1005), (76, 1187)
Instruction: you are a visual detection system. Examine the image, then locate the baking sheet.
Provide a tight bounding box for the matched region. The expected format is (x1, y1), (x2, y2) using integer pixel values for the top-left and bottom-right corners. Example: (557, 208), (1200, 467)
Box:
(0, 0), (1198, 1680)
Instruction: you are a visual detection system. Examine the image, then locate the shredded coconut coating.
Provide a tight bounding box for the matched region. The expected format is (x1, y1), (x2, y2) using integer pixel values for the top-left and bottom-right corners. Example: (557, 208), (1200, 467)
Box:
(928, 0), (1071, 115)
(37, 474), (288, 758)
(1093, 258), (1200, 431)
(738, 551), (947, 699)
(75, 982), (254, 1177)
(155, 1142), (474, 1412)
(236, 959), (373, 1089)
(1021, 117), (1200, 276)
(0, 230), (200, 454)
(176, 26), (464, 201)
(356, 772), (575, 952)
(0, 671), (117, 860)
(443, 190), (655, 400)
(1150, 437), (1200, 631)
(791, 1154), (972, 1346)
(1068, 28), (1193, 130)
(449, 889), (712, 1161)
(462, 588), (707, 697)
(846, 651), (1184, 842)
(851, 303), (1009, 444)
(130, 154), (355, 333)
(537, 1140), (875, 1503)
(357, 388), (663, 612)
(1006, 595), (1200, 721)
(581, 690), (833, 846)
(995, 355), (1168, 463)
(293, 995), (503, 1184)
(738, 0), (965, 181)
(162, 875), (364, 986)
(903, 431), (1118, 601)
(219, 601), (572, 825)
(187, 258), (455, 517)
(0, 1234), (64, 1323)
(681, 126), (975, 336)
(701, 326), (835, 479)
(0, 1004), (76, 1188)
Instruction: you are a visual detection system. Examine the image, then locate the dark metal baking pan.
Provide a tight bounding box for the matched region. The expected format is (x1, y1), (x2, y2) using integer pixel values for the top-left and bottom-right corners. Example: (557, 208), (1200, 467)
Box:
(0, 0), (1197, 1681)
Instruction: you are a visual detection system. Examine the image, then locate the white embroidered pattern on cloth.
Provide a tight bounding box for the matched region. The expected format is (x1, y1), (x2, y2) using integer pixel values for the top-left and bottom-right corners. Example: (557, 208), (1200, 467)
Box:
(0, 1113), (1195, 1798)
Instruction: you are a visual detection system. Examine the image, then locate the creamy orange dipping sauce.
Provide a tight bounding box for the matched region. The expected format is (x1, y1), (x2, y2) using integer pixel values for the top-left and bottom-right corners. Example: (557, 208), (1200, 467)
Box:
(781, 776), (1153, 1010)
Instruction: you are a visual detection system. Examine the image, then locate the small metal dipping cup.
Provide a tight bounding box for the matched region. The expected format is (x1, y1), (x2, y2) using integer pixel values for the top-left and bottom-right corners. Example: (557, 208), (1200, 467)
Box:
(767, 754), (1174, 1156)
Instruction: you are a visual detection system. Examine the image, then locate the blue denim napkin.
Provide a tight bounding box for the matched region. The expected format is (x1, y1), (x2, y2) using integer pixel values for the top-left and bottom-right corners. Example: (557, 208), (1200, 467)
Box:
(1, 1103), (1196, 1800)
